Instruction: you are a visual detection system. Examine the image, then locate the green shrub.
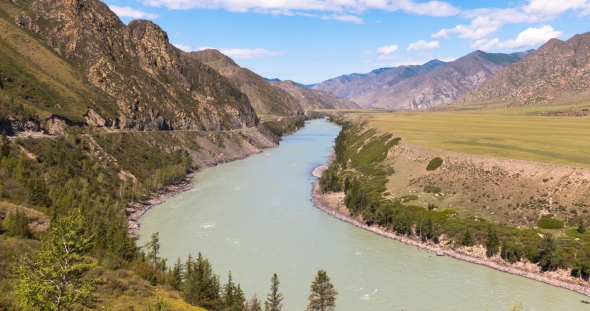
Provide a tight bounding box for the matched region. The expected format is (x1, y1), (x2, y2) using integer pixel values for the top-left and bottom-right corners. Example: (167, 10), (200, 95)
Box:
(426, 157), (443, 171)
(424, 185), (441, 193)
(537, 217), (564, 229)
(441, 209), (457, 216)
(399, 195), (418, 203)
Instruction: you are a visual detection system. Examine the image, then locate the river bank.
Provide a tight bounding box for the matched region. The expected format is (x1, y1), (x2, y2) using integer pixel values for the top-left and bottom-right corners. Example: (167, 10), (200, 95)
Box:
(310, 164), (590, 297)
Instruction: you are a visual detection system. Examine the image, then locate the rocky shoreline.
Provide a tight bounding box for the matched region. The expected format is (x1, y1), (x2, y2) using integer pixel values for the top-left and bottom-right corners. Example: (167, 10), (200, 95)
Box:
(310, 166), (590, 297)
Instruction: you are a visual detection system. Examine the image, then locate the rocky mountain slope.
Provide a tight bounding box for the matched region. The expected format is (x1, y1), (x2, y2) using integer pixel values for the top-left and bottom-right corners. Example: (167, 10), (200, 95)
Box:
(312, 60), (445, 100)
(0, 0), (258, 133)
(351, 51), (532, 110)
(188, 49), (303, 117)
(456, 33), (590, 106)
(270, 80), (359, 109)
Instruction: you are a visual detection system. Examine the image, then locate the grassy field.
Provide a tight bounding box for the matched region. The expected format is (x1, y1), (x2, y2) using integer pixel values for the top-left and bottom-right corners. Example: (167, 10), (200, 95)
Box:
(362, 103), (590, 167)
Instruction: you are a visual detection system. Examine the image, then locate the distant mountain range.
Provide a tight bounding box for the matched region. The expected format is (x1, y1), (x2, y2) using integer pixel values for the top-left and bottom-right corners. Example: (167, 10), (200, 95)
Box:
(264, 78), (317, 89)
(313, 51), (533, 110)
(457, 33), (590, 107)
(269, 80), (358, 110)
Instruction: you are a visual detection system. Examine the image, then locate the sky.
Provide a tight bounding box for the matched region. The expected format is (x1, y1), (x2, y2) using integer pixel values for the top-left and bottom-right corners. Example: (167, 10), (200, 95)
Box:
(104, 0), (590, 84)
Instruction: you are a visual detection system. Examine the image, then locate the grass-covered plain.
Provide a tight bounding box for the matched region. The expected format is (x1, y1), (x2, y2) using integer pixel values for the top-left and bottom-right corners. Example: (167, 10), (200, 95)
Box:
(362, 103), (590, 167)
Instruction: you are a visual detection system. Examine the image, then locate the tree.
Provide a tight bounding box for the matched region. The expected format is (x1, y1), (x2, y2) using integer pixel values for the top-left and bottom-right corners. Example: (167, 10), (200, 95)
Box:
(578, 218), (586, 234)
(306, 270), (338, 311)
(1, 208), (31, 238)
(1, 130), (9, 159)
(461, 228), (474, 246)
(15, 209), (101, 311)
(221, 271), (245, 311)
(265, 273), (283, 311)
(486, 224), (500, 257)
(146, 232), (166, 271)
(183, 253), (221, 309)
(539, 235), (559, 271)
(246, 294), (263, 311)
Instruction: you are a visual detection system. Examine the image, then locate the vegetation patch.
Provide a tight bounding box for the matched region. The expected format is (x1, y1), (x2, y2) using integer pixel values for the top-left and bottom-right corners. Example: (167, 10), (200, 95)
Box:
(426, 157), (443, 171)
(423, 185), (441, 193)
(537, 217), (564, 229)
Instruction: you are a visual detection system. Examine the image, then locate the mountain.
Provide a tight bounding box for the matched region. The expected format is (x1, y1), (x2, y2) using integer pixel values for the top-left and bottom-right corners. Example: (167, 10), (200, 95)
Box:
(456, 33), (590, 106)
(350, 51), (533, 110)
(312, 60), (445, 100)
(265, 78), (316, 89)
(269, 80), (359, 109)
(0, 0), (258, 133)
(189, 49), (304, 116)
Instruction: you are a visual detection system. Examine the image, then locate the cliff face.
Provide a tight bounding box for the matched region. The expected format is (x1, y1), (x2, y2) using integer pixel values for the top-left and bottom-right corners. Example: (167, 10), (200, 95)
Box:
(457, 33), (590, 106)
(270, 80), (359, 109)
(188, 49), (304, 117)
(349, 51), (531, 110)
(7, 0), (258, 131)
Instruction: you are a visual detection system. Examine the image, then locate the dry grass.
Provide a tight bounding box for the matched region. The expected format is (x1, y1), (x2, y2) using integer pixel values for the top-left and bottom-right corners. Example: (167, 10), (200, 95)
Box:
(363, 103), (590, 167)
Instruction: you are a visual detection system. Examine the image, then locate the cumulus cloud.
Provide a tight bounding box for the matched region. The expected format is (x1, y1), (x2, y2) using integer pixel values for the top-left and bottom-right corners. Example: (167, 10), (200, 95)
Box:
(173, 43), (192, 52)
(141, 0), (459, 17)
(377, 44), (399, 59)
(332, 15), (364, 23)
(196, 47), (284, 59)
(472, 25), (562, 51)
(407, 40), (440, 51)
(432, 16), (501, 40)
(108, 5), (159, 19)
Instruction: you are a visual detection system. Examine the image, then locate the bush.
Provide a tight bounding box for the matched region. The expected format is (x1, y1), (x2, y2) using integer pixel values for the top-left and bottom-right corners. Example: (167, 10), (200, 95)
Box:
(426, 157), (443, 171)
(441, 209), (457, 216)
(399, 195), (418, 203)
(424, 185), (441, 193)
(537, 217), (564, 229)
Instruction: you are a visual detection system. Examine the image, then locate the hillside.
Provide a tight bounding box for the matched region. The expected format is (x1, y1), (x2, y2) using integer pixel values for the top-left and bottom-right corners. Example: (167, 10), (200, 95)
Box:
(0, 0), (258, 134)
(457, 33), (590, 107)
(270, 80), (359, 110)
(312, 60), (444, 100)
(351, 50), (532, 110)
(188, 49), (304, 117)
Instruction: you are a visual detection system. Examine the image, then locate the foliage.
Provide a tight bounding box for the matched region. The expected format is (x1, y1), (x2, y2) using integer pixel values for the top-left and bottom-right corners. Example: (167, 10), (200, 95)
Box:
(319, 163), (341, 193)
(221, 272), (246, 311)
(146, 297), (171, 311)
(146, 232), (167, 272)
(501, 240), (523, 263)
(461, 228), (474, 246)
(423, 185), (441, 193)
(265, 273), (283, 311)
(182, 253), (221, 310)
(486, 224), (500, 257)
(15, 209), (102, 311)
(537, 217), (564, 230)
(1, 131), (9, 158)
(539, 235), (559, 271)
(306, 270), (338, 311)
(1, 208), (31, 238)
(426, 157), (443, 171)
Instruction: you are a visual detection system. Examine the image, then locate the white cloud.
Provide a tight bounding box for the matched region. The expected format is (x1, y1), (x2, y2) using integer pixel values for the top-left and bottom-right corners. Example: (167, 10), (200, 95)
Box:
(108, 5), (159, 19)
(407, 40), (440, 51)
(197, 47), (284, 59)
(141, 0), (459, 17)
(377, 44), (399, 59)
(173, 43), (192, 52)
(498, 25), (563, 49)
(332, 15), (364, 23)
(432, 16), (501, 40)
(472, 25), (562, 51)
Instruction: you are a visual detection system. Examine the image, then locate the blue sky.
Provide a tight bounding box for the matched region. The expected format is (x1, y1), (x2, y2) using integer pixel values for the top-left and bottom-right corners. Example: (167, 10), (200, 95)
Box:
(105, 0), (590, 84)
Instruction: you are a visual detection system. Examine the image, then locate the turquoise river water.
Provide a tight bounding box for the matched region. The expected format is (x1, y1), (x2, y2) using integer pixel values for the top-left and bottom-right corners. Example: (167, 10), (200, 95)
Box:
(137, 119), (588, 311)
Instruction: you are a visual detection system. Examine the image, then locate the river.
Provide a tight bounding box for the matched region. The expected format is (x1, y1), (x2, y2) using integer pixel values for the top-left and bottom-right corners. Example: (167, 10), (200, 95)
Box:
(137, 119), (587, 311)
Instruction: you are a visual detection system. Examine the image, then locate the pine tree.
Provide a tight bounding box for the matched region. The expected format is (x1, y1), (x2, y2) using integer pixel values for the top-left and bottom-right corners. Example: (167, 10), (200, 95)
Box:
(183, 253), (221, 309)
(265, 273), (283, 311)
(15, 209), (101, 310)
(486, 224), (500, 257)
(306, 270), (338, 311)
(539, 235), (559, 271)
(461, 228), (474, 246)
(246, 294), (263, 311)
(1, 208), (31, 238)
(221, 271), (245, 311)
(1, 130), (9, 159)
